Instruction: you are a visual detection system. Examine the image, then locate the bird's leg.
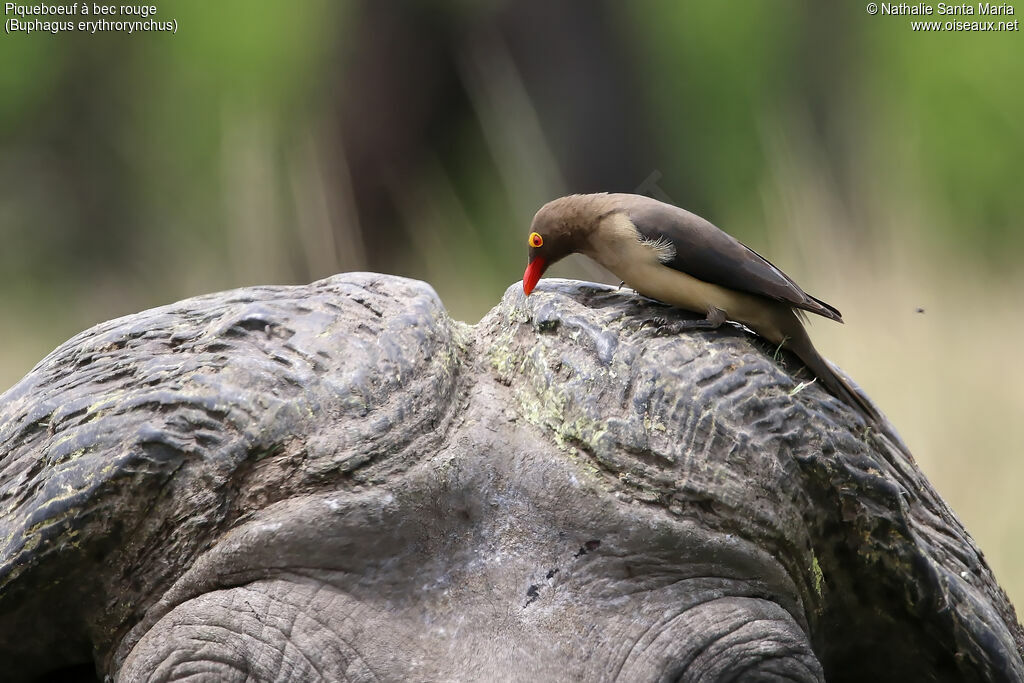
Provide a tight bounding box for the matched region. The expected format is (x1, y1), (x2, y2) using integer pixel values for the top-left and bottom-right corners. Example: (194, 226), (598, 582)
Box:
(645, 306), (727, 336)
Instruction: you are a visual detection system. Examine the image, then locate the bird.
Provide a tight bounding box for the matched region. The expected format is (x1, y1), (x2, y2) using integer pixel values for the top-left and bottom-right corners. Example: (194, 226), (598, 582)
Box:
(522, 192), (879, 422)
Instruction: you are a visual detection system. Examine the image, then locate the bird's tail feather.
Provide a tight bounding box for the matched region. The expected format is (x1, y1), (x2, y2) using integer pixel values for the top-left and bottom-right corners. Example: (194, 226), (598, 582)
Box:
(786, 334), (881, 423)
(788, 335), (918, 461)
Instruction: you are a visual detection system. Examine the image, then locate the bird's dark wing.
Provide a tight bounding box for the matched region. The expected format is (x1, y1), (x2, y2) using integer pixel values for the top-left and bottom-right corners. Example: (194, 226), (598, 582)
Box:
(621, 195), (843, 322)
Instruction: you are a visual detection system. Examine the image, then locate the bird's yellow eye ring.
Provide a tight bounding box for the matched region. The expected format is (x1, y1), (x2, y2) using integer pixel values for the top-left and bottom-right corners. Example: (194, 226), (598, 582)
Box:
(529, 232), (544, 248)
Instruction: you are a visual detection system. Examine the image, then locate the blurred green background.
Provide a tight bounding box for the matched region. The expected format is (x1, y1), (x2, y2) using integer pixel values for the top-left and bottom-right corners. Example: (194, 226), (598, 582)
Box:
(1, 2), (1021, 606)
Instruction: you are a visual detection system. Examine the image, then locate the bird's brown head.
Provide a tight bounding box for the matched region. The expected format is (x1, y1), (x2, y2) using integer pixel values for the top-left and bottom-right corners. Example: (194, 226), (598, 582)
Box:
(523, 195), (603, 295)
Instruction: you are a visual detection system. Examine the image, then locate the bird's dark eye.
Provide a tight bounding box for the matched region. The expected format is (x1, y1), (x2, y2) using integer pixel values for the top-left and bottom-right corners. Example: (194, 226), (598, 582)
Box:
(528, 232), (544, 248)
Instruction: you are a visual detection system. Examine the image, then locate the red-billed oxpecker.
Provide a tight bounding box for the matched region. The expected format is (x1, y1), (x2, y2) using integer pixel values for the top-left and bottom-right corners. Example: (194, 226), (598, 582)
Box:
(522, 193), (878, 421)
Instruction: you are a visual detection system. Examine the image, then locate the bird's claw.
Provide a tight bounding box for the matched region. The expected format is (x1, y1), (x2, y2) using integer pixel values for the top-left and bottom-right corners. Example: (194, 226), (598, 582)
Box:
(639, 317), (684, 336)
(640, 315), (724, 336)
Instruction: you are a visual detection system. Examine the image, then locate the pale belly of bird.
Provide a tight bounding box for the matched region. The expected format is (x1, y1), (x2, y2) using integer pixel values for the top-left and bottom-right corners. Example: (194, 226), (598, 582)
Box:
(616, 261), (791, 346)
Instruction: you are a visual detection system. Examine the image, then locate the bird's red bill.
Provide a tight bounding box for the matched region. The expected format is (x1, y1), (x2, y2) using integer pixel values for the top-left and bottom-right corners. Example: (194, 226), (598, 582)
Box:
(523, 258), (546, 295)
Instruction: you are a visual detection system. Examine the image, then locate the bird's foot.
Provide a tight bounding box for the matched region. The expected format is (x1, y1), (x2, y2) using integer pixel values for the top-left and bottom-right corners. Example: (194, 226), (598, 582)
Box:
(641, 307), (727, 337)
(641, 317), (716, 336)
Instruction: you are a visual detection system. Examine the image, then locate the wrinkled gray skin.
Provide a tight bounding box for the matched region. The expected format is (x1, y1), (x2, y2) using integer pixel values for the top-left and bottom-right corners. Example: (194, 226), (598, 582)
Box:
(0, 273), (1021, 682)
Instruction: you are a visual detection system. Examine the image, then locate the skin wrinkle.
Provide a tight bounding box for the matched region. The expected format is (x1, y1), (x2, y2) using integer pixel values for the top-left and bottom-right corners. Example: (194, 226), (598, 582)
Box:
(295, 582), (383, 682)
(137, 592), (337, 681)
(296, 583), (378, 681)
(155, 641), (245, 682)
(674, 601), (788, 675)
(598, 531), (808, 631)
(717, 617), (802, 652)
(234, 589), (288, 677)
(616, 577), (777, 603)
(552, 513), (803, 617)
(730, 643), (817, 679)
(611, 598), (818, 681)
(261, 585), (370, 681)
(167, 659), (244, 682)
(687, 614), (818, 681)
(612, 603), (692, 680)
(172, 622), (296, 678)
(711, 652), (814, 682)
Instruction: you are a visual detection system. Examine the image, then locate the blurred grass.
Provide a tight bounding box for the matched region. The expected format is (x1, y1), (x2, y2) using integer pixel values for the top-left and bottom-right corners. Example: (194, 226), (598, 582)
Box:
(0, 1), (1021, 611)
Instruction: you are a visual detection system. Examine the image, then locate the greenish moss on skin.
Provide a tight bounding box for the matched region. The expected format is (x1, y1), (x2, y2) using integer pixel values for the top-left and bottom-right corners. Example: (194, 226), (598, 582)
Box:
(811, 553), (824, 598)
(485, 304), (688, 506)
(449, 321), (473, 354)
(487, 321), (602, 465)
(437, 320), (470, 382)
